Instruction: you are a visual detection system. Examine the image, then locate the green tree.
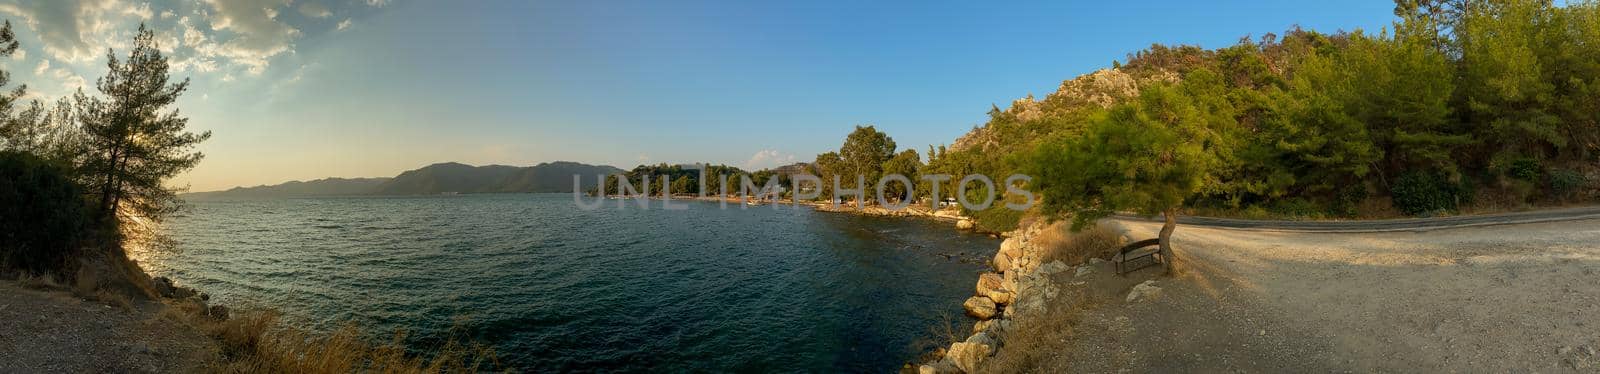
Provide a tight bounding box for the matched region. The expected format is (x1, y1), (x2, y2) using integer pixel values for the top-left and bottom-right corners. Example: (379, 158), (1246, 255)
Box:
(0, 20), (33, 149)
(75, 24), (210, 224)
(879, 149), (921, 202)
(0, 151), (92, 273)
(1025, 77), (1235, 273)
(1458, 0), (1565, 172)
(837, 125), (896, 200)
(811, 151), (844, 199)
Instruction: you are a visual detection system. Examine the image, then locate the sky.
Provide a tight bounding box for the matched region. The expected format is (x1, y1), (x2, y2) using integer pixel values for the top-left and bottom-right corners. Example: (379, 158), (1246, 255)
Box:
(0, 0), (1400, 192)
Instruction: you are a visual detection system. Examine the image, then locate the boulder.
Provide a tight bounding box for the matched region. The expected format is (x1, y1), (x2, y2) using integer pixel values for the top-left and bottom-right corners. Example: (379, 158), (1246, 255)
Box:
(1126, 280), (1162, 303)
(956, 219), (975, 230)
(976, 318), (1015, 335)
(963, 296), (997, 319)
(999, 237), (1024, 259)
(947, 341), (993, 373)
(965, 331), (996, 347)
(992, 252), (1013, 272)
(152, 277), (175, 298)
(1075, 265), (1094, 278)
(918, 360), (960, 374)
(976, 273), (1013, 304)
(973, 319), (993, 334)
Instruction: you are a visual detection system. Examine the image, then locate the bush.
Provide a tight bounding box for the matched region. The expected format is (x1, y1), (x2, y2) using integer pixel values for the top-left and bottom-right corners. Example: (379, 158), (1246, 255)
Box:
(0, 151), (92, 273)
(1507, 158), (1542, 181)
(1548, 168), (1586, 198)
(968, 205), (1024, 233)
(1390, 171), (1470, 216)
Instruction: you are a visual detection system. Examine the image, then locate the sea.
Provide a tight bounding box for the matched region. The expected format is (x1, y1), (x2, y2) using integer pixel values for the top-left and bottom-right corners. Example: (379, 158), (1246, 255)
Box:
(147, 193), (998, 372)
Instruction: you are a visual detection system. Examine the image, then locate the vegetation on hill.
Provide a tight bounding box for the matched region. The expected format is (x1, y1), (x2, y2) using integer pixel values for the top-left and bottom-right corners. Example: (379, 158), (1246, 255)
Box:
(789, 0), (1600, 234)
(375, 161), (620, 195)
(0, 23), (204, 289)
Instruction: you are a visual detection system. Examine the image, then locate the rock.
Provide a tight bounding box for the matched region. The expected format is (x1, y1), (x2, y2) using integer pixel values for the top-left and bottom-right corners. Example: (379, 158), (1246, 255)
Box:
(200, 293), (210, 301)
(1075, 265), (1093, 277)
(1002, 271), (1020, 295)
(956, 219), (975, 230)
(975, 319), (1013, 335)
(1581, 345), (1596, 357)
(963, 296), (998, 319)
(947, 341), (993, 373)
(207, 305), (230, 321)
(993, 252), (1013, 272)
(1126, 280), (1162, 303)
(1038, 261), (1070, 275)
(172, 286), (196, 299)
(152, 277), (175, 298)
(1012, 297), (1045, 318)
(918, 360), (960, 374)
(1088, 257), (1105, 265)
(976, 273), (1013, 304)
(1559, 346), (1574, 355)
(966, 331), (996, 347)
(1000, 237), (1024, 259)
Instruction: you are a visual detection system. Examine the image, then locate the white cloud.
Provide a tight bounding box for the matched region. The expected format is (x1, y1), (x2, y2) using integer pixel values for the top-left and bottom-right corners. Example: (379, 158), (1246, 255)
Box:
(0, 0), (127, 63)
(297, 1), (330, 18)
(123, 2), (152, 20)
(366, 0), (389, 7)
(743, 150), (797, 170)
(0, 0), (384, 89)
(201, 0), (299, 75)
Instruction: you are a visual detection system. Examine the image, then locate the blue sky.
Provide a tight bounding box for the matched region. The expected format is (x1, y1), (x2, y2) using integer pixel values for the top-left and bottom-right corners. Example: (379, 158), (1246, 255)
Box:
(0, 0), (1398, 191)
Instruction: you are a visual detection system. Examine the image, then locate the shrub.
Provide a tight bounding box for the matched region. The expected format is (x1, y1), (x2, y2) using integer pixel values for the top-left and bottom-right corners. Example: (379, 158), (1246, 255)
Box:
(967, 205), (1024, 233)
(1331, 184), (1370, 217)
(1507, 158), (1542, 181)
(1548, 168), (1586, 199)
(1390, 171), (1470, 216)
(1267, 198), (1324, 220)
(0, 151), (93, 273)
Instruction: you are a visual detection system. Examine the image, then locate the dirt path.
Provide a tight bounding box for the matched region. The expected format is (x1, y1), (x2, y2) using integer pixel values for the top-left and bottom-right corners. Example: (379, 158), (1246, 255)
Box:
(0, 282), (219, 373)
(1006, 218), (1600, 372)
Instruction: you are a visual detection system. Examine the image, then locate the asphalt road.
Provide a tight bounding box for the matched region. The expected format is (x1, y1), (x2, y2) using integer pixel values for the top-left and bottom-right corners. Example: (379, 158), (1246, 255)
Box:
(1117, 205), (1600, 233)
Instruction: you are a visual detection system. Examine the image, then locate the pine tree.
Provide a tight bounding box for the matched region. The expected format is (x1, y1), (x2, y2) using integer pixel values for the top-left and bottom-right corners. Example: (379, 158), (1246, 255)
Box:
(76, 24), (210, 224)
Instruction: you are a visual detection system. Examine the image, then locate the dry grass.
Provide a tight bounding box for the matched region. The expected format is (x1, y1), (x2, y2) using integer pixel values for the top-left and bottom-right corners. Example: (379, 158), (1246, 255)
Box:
(159, 299), (503, 374)
(975, 285), (1093, 373)
(1034, 223), (1125, 266)
(17, 272), (63, 289)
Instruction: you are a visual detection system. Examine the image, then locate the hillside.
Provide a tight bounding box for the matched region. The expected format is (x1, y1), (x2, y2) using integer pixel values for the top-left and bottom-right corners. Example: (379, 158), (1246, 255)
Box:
(188, 162), (622, 198)
(186, 177), (392, 199)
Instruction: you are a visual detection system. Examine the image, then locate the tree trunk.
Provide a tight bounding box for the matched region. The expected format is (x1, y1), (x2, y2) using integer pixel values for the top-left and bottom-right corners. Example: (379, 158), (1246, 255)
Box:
(1158, 208), (1179, 274)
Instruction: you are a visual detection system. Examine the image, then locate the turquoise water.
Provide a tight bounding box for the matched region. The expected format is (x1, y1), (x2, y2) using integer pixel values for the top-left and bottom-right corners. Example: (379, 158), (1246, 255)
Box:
(151, 193), (997, 372)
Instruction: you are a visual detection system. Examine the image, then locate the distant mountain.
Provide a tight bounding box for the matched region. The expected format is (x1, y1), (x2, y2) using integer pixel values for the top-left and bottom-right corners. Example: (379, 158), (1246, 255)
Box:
(186, 177), (392, 199)
(187, 161), (623, 198)
(376, 161), (623, 195)
(770, 162), (811, 176)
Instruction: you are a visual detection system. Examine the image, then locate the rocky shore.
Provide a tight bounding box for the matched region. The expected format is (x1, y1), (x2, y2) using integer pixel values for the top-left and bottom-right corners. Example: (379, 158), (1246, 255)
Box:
(917, 220), (1119, 374)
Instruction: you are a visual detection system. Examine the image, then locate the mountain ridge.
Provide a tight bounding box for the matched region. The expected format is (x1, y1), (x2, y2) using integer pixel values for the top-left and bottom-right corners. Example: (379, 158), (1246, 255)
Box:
(186, 161), (623, 198)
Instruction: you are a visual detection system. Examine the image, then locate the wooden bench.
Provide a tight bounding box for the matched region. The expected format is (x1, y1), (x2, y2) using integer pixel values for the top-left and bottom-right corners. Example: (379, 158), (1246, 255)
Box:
(1114, 238), (1163, 275)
